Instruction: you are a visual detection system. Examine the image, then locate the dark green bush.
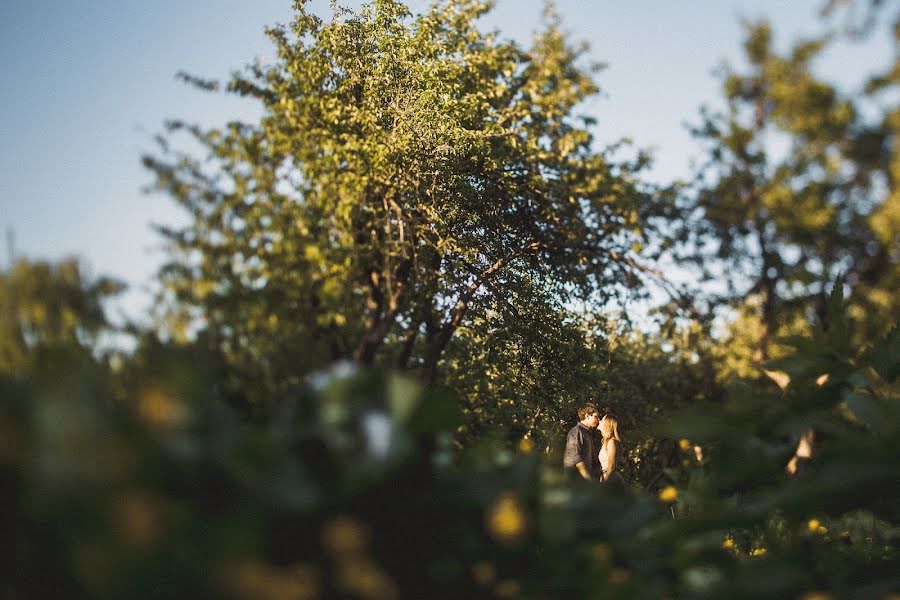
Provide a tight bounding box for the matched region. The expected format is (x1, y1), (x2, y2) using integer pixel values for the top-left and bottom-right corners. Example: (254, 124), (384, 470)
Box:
(3, 289), (897, 599)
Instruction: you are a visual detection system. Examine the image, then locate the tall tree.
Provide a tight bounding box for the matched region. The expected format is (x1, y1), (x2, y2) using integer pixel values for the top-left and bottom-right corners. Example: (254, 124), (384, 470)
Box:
(683, 20), (898, 375)
(145, 0), (656, 403)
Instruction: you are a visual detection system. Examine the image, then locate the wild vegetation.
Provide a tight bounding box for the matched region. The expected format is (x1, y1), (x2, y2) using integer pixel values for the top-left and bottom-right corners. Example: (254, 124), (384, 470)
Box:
(3, 0), (897, 597)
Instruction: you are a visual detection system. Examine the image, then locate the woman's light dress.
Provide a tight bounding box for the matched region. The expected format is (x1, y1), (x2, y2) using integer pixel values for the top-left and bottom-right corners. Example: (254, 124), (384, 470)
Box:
(598, 438), (611, 478)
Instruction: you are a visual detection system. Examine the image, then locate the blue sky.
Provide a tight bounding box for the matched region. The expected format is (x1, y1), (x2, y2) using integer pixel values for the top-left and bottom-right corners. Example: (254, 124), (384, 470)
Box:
(0, 1), (892, 323)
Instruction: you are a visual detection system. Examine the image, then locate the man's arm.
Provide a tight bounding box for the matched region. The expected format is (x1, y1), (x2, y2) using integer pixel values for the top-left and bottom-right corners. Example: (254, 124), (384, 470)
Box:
(564, 427), (594, 480)
(575, 461), (591, 480)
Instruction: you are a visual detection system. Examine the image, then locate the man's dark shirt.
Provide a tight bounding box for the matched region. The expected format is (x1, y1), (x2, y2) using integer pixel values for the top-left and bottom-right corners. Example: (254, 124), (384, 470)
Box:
(563, 423), (596, 478)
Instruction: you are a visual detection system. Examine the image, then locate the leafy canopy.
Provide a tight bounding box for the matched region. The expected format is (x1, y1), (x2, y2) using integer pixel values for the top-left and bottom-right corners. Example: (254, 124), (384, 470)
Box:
(145, 0), (657, 405)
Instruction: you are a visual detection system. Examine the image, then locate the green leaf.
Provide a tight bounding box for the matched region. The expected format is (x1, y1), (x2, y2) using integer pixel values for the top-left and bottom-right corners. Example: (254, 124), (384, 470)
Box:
(841, 390), (887, 432)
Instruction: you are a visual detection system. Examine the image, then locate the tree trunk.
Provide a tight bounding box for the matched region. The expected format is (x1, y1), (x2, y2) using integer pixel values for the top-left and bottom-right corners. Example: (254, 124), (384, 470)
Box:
(393, 313), (424, 370)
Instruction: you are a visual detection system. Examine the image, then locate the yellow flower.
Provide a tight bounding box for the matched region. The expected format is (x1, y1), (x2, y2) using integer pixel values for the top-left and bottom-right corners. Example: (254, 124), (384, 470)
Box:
(322, 517), (370, 556)
(800, 591), (834, 600)
(678, 439), (692, 451)
(217, 560), (320, 600)
(137, 387), (188, 427)
(335, 557), (397, 600)
(471, 562), (496, 586)
(518, 438), (534, 454)
(750, 547), (767, 557)
(487, 492), (527, 543)
(609, 568), (630, 585)
(112, 490), (168, 550)
(590, 543), (612, 562)
(658, 486), (678, 503)
(493, 579), (521, 599)
(721, 537), (735, 550)
(807, 519), (821, 532)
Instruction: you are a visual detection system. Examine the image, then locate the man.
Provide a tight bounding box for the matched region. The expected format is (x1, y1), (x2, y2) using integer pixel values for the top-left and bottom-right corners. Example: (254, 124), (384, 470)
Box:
(563, 403), (600, 480)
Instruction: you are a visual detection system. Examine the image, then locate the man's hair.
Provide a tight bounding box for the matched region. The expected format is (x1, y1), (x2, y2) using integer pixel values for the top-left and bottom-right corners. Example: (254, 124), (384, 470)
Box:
(577, 403), (599, 421)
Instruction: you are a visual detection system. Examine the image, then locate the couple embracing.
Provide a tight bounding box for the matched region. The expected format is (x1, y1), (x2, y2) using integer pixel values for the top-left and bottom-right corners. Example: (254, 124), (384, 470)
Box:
(563, 403), (624, 484)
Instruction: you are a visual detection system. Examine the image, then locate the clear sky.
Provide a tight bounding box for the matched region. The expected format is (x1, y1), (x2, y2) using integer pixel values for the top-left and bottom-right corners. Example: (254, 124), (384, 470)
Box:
(0, 1), (891, 324)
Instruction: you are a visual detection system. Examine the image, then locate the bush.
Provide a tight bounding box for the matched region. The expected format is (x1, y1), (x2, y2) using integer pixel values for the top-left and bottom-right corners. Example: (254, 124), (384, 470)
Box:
(3, 291), (897, 598)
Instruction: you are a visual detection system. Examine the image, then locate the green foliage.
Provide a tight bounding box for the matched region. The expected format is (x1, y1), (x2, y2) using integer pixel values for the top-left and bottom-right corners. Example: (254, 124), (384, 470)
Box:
(144, 0), (658, 407)
(4, 2), (896, 598)
(681, 16), (899, 374)
(2, 286), (896, 598)
(653, 287), (900, 595)
(433, 297), (718, 489)
(0, 258), (123, 376)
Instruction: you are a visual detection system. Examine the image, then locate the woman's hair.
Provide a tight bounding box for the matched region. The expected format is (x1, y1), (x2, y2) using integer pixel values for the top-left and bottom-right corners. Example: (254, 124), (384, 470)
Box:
(602, 414), (621, 442)
(577, 403), (599, 421)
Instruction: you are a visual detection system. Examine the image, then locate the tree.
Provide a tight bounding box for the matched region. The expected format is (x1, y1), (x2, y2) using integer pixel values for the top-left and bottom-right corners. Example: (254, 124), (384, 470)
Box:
(0, 257), (122, 375)
(145, 0), (657, 405)
(682, 19), (898, 376)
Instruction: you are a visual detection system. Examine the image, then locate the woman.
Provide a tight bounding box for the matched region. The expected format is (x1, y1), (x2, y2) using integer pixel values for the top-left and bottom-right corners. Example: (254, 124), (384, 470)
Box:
(598, 414), (624, 484)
